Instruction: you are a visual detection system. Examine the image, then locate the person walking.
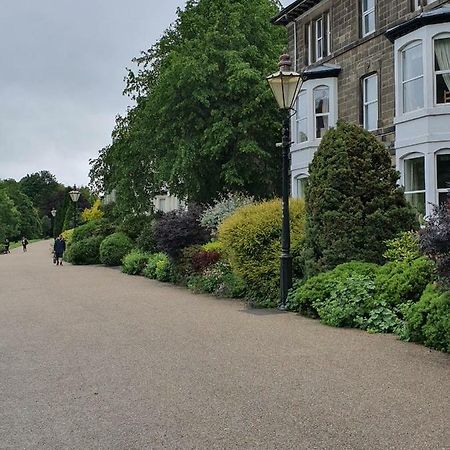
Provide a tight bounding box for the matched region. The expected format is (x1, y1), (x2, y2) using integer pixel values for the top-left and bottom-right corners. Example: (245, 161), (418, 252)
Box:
(53, 235), (66, 266)
(21, 236), (28, 252)
(4, 238), (10, 254)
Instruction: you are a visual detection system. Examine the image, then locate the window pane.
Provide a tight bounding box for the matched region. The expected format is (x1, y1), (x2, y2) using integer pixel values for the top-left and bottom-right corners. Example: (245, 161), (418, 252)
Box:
(405, 192), (426, 216)
(364, 75), (377, 102)
(365, 102), (378, 130)
(435, 37), (450, 72)
(297, 178), (308, 199)
(438, 192), (450, 207)
(316, 115), (329, 138)
(363, 0), (375, 10)
(437, 154), (450, 189)
(403, 78), (424, 112)
(436, 74), (450, 104)
(297, 92), (307, 118)
(364, 11), (375, 34)
(402, 44), (423, 81)
(297, 118), (308, 143)
(314, 87), (329, 113)
(404, 157), (425, 191)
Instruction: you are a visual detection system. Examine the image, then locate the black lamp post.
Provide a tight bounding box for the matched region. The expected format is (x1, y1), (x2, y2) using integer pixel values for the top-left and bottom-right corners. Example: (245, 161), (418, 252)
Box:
(69, 186), (80, 228)
(50, 208), (57, 238)
(267, 54), (303, 309)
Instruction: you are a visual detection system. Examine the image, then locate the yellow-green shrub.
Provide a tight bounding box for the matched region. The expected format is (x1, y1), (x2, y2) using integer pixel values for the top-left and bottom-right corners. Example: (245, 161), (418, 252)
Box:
(202, 241), (224, 254)
(61, 228), (74, 246)
(218, 198), (306, 307)
(81, 199), (104, 222)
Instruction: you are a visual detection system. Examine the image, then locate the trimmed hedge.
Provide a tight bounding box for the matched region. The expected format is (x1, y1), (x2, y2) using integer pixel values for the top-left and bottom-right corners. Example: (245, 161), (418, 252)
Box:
(218, 198), (306, 307)
(65, 235), (104, 265)
(100, 232), (134, 266)
(122, 250), (150, 275)
(72, 218), (115, 243)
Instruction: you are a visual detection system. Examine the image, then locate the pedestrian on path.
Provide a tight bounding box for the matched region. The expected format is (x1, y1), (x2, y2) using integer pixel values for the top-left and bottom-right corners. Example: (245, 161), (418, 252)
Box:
(53, 235), (66, 266)
(4, 238), (10, 254)
(21, 237), (28, 252)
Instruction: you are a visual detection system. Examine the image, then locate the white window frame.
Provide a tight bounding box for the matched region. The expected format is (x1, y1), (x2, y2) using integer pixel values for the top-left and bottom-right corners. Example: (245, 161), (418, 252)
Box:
(401, 41), (424, 113)
(296, 90), (308, 143)
(313, 85), (330, 139)
(433, 33), (450, 105)
(361, 0), (376, 37)
(362, 74), (378, 131)
(315, 17), (324, 61)
(403, 154), (426, 216)
(295, 175), (308, 199)
(436, 149), (450, 205)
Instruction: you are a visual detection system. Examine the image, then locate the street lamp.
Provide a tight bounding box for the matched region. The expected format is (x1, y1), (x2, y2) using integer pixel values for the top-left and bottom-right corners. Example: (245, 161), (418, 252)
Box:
(267, 53), (303, 310)
(50, 208), (57, 238)
(69, 186), (80, 228)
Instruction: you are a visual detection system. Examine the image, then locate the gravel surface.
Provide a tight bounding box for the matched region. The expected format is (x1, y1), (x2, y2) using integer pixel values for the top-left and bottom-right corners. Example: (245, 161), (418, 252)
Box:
(0, 240), (449, 450)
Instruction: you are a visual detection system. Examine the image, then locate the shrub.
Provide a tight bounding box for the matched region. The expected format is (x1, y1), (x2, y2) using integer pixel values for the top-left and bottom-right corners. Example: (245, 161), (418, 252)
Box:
(191, 250), (221, 272)
(202, 241), (224, 254)
(154, 206), (210, 258)
(187, 262), (247, 298)
(218, 198), (306, 307)
(81, 199), (104, 222)
(117, 213), (152, 241)
(61, 228), (74, 247)
(99, 232), (134, 266)
(144, 252), (173, 281)
(419, 204), (450, 287)
(72, 218), (115, 243)
(122, 250), (150, 275)
(136, 221), (156, 253)
(374, 257), (435, 308)
(304, 121), (417, 275)
(401, 284), (450, 352)
(177, 245), (203, 278)
(200, 193), (254, 235)
(65, 235), (104, 265)
(288, 261), (379, 317)
(383, 231), (421, 263)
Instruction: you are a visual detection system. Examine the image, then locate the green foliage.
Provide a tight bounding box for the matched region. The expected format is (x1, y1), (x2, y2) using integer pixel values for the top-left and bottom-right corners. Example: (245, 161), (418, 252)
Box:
(187, 261), (247, 298)
(89, 0), (286, 208)
(288, 261), (379, 317)
(117, 213), (153, 241)
(99, 232), (134, 266)
(143, 253), (174, 282)
(304, 121), (418, 275)
(374, 257), (435, 308)
(122, 250), (150, 275)
(218, 198), (306, 307)
(72, 219), (115, 243)
(401, 284), (450, 352)
(0, 189), (19, 243)
(202, 241), (224, 254)
(200, 193), (254, 235)
(81, 199), (104, 222)
(383, 231), (421, 263)
(65, 236), (104, 265)
(136, 221), (156, 253)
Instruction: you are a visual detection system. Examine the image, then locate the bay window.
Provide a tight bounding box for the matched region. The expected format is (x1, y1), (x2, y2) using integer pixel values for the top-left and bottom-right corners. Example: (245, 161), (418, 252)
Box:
(314, 86), (330, 138)
(296, 91), (308, 143)
(404, 156), (426, 215)
(401, 42), (424, 113)
(434, 35), (450, 104)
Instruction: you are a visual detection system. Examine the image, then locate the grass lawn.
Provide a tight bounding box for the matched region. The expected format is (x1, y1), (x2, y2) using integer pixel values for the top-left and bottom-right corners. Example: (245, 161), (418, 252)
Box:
(9, 239), (43, 250)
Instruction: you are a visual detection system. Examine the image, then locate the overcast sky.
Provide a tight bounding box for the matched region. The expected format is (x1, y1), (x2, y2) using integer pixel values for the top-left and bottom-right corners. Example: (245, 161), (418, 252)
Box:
(0, 0), (289, 187)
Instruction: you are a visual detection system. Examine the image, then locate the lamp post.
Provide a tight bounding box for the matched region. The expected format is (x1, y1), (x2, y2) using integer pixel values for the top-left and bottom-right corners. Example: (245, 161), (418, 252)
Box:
(69, 186), (80, 228)
(267, 53), (303, 310)
(50, 208), (57, 238)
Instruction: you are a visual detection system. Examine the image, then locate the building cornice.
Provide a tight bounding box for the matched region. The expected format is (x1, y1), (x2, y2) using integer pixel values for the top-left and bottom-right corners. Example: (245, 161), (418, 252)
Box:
(271, 0), (323, 26)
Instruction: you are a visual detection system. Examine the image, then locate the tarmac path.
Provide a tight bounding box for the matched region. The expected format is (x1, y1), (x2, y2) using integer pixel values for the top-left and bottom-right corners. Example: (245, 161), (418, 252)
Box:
(0, 240), (449, 449)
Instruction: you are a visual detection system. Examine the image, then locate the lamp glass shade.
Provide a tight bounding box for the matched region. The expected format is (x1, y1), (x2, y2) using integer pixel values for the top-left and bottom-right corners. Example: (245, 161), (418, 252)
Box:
(51, 209), (57, 217)
(69, 190), (80, 203)
(267, 71), (302, 110)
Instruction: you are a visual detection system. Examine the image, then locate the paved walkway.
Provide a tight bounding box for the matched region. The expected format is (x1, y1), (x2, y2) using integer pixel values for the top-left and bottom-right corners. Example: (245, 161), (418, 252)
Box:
(0, 241), (448, 449)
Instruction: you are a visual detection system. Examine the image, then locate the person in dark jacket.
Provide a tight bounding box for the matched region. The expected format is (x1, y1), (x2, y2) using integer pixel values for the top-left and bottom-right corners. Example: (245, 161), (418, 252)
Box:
(4, 238), (10, 254)
(53, 235), (66, 266)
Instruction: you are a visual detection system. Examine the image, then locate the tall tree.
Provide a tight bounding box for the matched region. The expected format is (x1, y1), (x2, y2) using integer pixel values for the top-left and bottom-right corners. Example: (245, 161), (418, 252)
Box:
(90, 0), (286, 210)
(0, 190), (19, 243)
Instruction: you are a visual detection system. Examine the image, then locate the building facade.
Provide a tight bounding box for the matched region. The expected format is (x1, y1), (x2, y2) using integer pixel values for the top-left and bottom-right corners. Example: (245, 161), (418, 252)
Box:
(273, 0), (450, 216)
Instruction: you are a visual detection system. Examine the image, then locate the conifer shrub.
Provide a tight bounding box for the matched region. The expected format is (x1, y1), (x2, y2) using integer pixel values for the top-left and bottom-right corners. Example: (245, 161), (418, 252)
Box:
(99, 232), (134, 266)
(401, 284), (450, 352)
(218, 198), (306, 307)
(304, 121), (417, 275)
(154, 206), (210, 258)
(65, 235), (104, 265)
(383, 231), (421, 263)
(122, 250), (150, 275)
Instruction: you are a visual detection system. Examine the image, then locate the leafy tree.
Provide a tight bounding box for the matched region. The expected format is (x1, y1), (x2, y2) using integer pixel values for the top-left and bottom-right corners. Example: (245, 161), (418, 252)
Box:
(90, 0), (286, 211)
(81, 198), (104, 222)
(0, 190), (19, 243)
(304, 121), (418, 275)
(0, 179), (42, 239)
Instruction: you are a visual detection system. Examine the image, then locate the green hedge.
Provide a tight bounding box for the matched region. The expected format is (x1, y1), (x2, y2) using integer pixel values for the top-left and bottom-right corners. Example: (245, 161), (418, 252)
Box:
(65, 236), (104, 265)
(72, 219), (115, 242)
(218, 199), (306, 307)
(100, 232), (134, 266)
(122, 250), (150, 275)
(143, 253), (174, 282)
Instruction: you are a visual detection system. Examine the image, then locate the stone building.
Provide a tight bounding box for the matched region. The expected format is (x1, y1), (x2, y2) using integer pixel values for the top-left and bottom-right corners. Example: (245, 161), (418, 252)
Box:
(272, 0), (450, 216)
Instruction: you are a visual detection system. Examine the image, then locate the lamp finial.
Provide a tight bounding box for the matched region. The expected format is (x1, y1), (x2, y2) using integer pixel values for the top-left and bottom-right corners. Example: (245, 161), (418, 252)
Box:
(278, 53), (292, 72)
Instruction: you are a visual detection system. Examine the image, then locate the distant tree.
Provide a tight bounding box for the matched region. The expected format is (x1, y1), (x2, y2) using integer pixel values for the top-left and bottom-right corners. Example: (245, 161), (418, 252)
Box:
(304, 122), (418, 275)
(90, 0), (286, 210)
(0, 179), (42, 239)
(0, 190), (19, 243)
